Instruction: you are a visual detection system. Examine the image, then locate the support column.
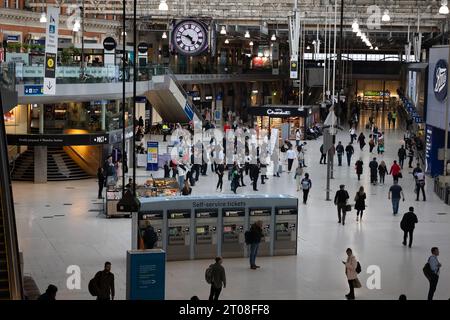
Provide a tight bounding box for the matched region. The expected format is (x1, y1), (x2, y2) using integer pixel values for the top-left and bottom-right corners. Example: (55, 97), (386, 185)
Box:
(35, 104), (47, 183)
(101, 101), (106, 131)
(39, 104), (44, 134)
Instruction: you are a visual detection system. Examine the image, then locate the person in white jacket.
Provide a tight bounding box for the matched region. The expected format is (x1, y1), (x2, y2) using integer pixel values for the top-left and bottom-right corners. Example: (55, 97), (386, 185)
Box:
(177, 162), (188, 192)
(343, 248), (358, 300)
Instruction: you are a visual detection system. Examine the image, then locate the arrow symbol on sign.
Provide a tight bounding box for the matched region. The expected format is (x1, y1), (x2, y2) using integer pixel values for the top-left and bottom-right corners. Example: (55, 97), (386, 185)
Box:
(47, 82), (53, 90)
(150, 280), (156, 284)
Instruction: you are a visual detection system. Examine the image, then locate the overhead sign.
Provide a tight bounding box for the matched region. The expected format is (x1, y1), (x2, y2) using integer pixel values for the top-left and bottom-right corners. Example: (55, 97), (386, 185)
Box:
(44, 6), (59, 95)
(138, 42), (149, 54)
(290, 59), (298, 79)
(24, 85), (44, 96)
(433, 59), (448, 102)
(7, 133), (109, 146)
(103, 37), (117, 51)
(247, 106), (305, 117)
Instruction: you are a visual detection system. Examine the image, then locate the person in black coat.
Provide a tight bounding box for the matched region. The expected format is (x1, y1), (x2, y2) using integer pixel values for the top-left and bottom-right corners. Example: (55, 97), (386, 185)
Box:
(334, 184), (350, 225)
(354, 186), (366, 221)
(250, 163), (260, 191)
(38, 284), (58, 301)
(400, 207), (418, 247)
(369, 157), (378, 185)
(355, 158), (363, 181)
(97, 168), (105, 199)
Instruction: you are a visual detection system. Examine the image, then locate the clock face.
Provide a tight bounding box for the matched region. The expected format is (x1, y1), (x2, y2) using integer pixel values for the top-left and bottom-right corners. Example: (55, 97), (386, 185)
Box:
(172, 20), (208, 56)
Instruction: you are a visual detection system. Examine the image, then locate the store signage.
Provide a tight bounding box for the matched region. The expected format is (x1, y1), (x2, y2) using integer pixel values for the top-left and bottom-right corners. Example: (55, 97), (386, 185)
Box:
(138, 42), (149, 54)
(126, 250), (165, 300)
(267, 108), (291, 116)
(7, 35), (20, 42)
(205, 95), (213, 100)
(147, 141), (159, 171)
(363, 91), (390, 97)
(103, 37), (117, 51)
(433, 59), (448, 102)
(24, 85), (44, 96)
(248, 106), (305, 118)
(44, 6), (59, 95)
(7, 133), (109, 146)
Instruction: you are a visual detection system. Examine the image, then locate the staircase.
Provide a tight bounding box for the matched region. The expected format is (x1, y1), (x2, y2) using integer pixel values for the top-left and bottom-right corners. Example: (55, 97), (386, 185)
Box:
(12, 147), (91, 181)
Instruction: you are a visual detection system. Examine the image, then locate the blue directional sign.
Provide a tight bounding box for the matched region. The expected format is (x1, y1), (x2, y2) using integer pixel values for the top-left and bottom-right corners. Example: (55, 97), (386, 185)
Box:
(24, 85), (44, 96)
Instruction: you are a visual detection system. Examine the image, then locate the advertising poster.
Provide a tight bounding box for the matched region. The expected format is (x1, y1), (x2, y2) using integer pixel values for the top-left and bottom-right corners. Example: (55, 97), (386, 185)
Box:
(126, 250), (166, 300)
(147, 141), (159, 171)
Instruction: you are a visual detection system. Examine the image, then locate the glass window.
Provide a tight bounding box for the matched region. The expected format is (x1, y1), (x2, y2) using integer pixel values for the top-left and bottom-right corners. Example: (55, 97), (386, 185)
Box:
(4, 0), (9, 8)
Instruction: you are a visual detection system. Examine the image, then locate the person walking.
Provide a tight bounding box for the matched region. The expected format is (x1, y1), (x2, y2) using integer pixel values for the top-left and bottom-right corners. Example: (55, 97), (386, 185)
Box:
(300, 173), (312, 204)
(398, 145), (407, 169)
(354, 186), (366, 222)
(294, 165), (304, 192)
(319, 144), (327, 164)
(92, 262), (115, 300)
(387, 111), (392, 128)
(207, 257), (226, 301)
(368, 136), (375, 153)
(230, 165), (240, 194)
(355, 158), (364, 181)
(163, 161), (171, 178)
(334, 184), (350, 225)
(415, 170), (426, 201)
(295, 128), (301, 147)
(343, 248), (358, 300)
(388, 180), (405, 215)
(38, 285), (58, 301)
(349, 127), (356, 144)
(357, 132), (366, 151)
(426, 247), (441, 300)
(336, 141), (344, 166)
(297, 146), (305, 168)
(247, 221), (263, 269)
(177, 162), (188, 192)
(250, 163), (260, 191)
(216, 163), (225, 192)
(400, 206), (418, 248)
(378, 160), (387, 184)
(97, 168), (105, 199)
(287, 146), (296, 172)
(408, 147), (414, 168)
(368, 157), (378, 185)
(260, 162), (267, 185)
(389, 160), (402, 183)
(345, 142), (354, 166)
(392, 111), (397, 128)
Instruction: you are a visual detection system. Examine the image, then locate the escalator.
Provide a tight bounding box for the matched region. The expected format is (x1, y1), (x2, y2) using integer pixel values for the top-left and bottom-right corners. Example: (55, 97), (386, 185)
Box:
(0, 84), (24, 299)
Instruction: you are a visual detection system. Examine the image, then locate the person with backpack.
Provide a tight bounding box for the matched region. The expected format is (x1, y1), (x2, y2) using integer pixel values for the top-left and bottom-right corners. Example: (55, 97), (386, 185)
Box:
(246, 221), (263, 270)
(354, 186), (366, 222)
(368, 135), (375, 153)
(205, 257), (226, 301)
(355, 158), (363, 181)
(400, 207), (418, 248)
(342, 248), (360, 300)
(389, 160), (402, 183)
(91, 262), (115, 300)
(300, 173), (312, 204)
(334, 184), (350, 225)
(294, 165), (304, 192)
(345, 142), (354, 167)
(143, 224), (158, 249)
(336, 141), (344, 166)
(425, 247), (441, 300)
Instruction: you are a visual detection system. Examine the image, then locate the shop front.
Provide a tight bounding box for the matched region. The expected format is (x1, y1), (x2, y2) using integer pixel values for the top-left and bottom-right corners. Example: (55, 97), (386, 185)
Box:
(248, 105), (320, 140)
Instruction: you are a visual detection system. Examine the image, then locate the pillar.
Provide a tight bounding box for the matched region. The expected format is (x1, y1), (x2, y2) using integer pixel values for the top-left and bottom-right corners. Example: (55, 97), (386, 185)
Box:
(34, 146), (47, 184)
(101, 101), (106, 131)
(39, 104), (44, 134)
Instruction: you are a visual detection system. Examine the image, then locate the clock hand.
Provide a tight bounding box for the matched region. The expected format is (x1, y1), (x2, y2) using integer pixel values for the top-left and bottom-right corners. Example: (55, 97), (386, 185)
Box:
(181, 35), (195, 45)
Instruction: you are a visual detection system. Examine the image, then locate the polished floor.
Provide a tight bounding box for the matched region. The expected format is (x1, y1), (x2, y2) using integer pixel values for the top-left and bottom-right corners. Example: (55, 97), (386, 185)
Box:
(12, 111), (450, 300)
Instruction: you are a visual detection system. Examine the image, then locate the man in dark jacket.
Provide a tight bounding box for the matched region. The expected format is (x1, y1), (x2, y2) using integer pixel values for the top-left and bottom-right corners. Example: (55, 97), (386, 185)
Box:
(208, 257), (226, 301)
(248, 221), (263, 269)
(400, 207), (418, 248)
(398, 145), (407, 169)
(336, 141), (344, 166)
(37, 284), (57, 301)
(250, 163), (260, 191)
(345, 143), (354, 167)
(319, 144), (327, 164)
(369, 157), (378, 185)
(93, 262), (115, 300)
(334, 185), (349, 225)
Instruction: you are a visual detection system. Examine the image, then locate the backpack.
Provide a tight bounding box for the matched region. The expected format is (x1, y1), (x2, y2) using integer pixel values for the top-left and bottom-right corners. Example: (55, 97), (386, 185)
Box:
(356, 261), (362, 274)
(400, 217), (406, 231)
(205, 265), (213, 284)
(423, 260), (433, 281)
(244, 230), (253, 245)
(88, 278), (98, 296)
(301, 179), (310, 190)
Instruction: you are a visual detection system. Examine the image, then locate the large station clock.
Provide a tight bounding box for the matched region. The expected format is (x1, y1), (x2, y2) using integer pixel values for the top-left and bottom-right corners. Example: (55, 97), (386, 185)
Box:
(171, 19), (209, 56)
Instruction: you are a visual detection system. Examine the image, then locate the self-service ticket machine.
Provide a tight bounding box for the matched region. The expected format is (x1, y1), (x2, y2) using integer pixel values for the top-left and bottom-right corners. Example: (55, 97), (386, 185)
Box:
(194, 209), (218, 259)
(137, 211), (164, 250)
(221, 208), (246, 258)
(274, 207), (298, 256)
(248, 208), (272, 256)
(167, 210), (192, 261)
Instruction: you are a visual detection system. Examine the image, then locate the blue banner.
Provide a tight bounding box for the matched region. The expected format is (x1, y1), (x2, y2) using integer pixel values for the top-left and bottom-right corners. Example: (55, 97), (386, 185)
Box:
(126, 250), (166, 300)
(184, 102), (194, 120)
(147, 141), (159, 171)
(24, 85), (44, 96)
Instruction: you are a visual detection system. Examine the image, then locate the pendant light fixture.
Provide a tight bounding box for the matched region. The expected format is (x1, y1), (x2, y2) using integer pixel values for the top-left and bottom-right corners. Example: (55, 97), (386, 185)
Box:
(351, 19), (359, 32)
(271, 33), (276, 41)
(158, 0), (169, 11)
(220, 26), (227, 35)
(382, 10), (390, 22)
(224, 39), (229, 44)
(40, 12), (47, 23)
(162, 32), (167, 39)
(440, 0), (449, 14)
(245, 30), (250, 38)
(249, 41), (254, 46)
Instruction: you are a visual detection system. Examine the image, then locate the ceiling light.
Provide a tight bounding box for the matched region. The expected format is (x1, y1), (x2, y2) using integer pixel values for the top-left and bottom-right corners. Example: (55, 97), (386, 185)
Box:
(40, 12), (47, 23)
(224, 39), (229, 44)
(351, 19), (359, 31)
(271, 34), (276, 41)
(158, 0), (168, 11)
(249, 41), (254, 46)
(382, 10), (390, 22)
(245, 30), (250, 38)
(306, 45), (311, 50)
(357, 31), (362, 37)
(375, 46), (379, 51)
(220, 26), (227, 35)
(370, 46), (373, 50)
(162, 32), (167, 39)
(440, 1), (449, 14)
(121, 31), (127, 36)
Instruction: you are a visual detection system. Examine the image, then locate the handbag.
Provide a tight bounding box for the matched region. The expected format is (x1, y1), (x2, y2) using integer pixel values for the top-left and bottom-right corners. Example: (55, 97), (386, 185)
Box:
(345, 204), (352, 212)
(398, 172), (403, 179)
(353, 278), (362, 289)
